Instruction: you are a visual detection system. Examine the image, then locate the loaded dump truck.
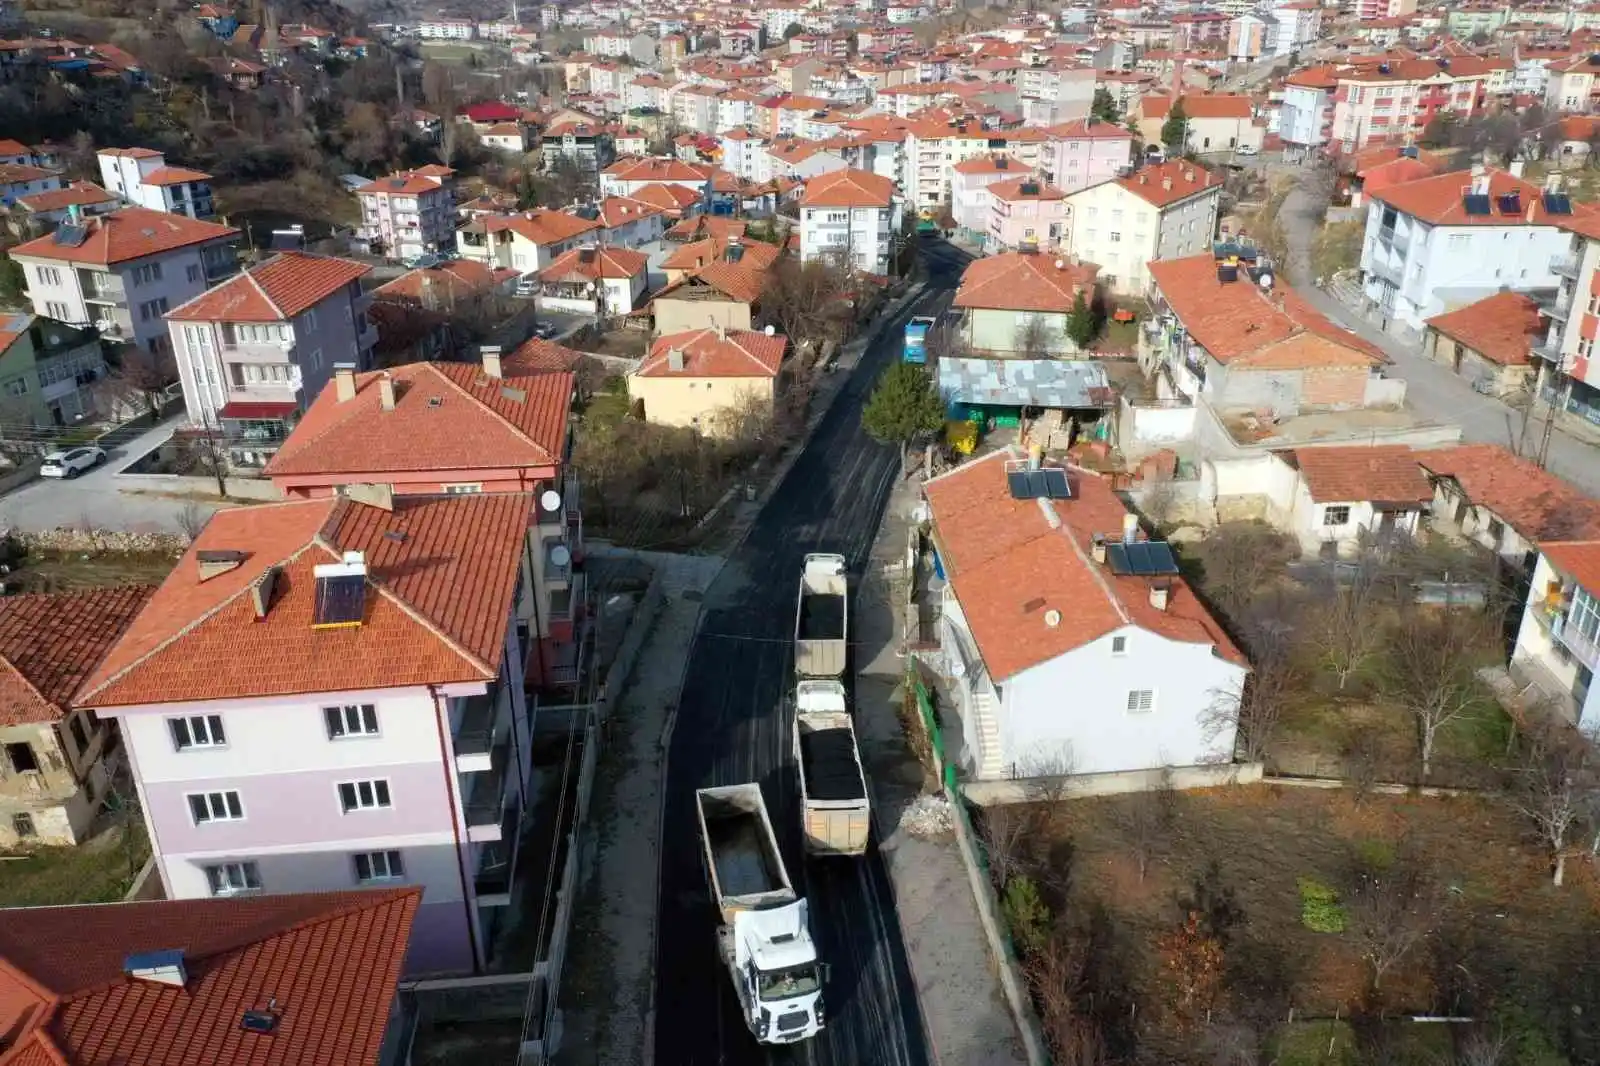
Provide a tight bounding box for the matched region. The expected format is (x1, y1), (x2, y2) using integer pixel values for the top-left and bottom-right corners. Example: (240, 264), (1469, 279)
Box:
(793, 680), (869, 856)
(696, 785), (827, 1044)
(794, 553), (848, 679)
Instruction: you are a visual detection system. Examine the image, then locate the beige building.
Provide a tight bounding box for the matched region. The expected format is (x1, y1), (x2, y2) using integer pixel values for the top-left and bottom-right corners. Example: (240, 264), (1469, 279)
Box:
(0, 587), (153, 846)
(649, 262), (765, 336)
(1063, 161), (1222, 298)
(628, 326), (786, 435)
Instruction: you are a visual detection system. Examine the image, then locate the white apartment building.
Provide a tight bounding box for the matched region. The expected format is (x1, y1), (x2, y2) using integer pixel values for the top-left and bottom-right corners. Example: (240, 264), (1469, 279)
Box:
(417, 18), (476, 39)
(97, 148), (215, 220)
(800, 168), (902, 276)
(9, 206), (239, 355)
(165, 252), (376, 469)
(355, 166), (457, 263)
(1063, 161), (1222, 298)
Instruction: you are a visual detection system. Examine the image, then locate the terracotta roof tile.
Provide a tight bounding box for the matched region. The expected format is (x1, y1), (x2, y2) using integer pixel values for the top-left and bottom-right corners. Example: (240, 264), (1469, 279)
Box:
(540, 245), (648, 281)
(0, 888), (418, 1066)
(374, 259), (518, 304)
(1416, 444), (1600, 544)
(0, 587), (154, 726)
(505, 337), (588, 373)
(1371, 167), (1594, 227)
(638, 327), (785, 378)
(266, 363), (572, 478)
(925, 448), (1244, 681)
(602, 157), (711, 183)
(489, 209), (602, 246)
(954, 251), (1099, 314)
(9, 206), (236, 267)
(76, 494), (533, 707)
(1424, 291), (1539, 367)
(1539, 539), (1600, 594)
(989, 178), (1066, 202)
(14, 182), (115, 213)
(800, 167), (896, 208)
(165, 253), (369, 323)
(355, 168), (452, 196)
(1114, 160), (1222, 208)
(139, 165), (211, 187)
(951, 155), (1026, 176)
(1287, 445), (1432, 504)
(1044, 117), (1135, 140)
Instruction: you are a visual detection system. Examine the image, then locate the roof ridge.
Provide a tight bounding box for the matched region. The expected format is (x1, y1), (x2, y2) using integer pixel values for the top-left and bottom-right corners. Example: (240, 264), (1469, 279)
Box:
(242, 260), (284, 318)
(426, 363), (558, 464)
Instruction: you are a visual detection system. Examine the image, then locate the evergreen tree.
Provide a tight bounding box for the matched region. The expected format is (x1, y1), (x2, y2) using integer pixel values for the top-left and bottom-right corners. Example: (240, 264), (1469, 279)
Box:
(1066, 290), (1098, 350)
(1160, 98), (1190, 154)
(861, 361), (945, 465)
(1090, 87), (1120, 124)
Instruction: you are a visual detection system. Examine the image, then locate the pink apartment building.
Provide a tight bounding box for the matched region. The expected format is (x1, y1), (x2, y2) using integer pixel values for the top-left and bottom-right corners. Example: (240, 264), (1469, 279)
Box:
(1040, 117), (1135, 192)
(951, 155), (1029, 243)
(987, 178), (1070, 253)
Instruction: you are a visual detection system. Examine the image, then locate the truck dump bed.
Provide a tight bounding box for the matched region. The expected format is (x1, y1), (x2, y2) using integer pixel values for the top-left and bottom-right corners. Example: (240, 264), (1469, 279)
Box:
(798, 595), (846, 641)
(794, 554), (848, 679)
(696, 785), (792, 916)
(798, 724), (866, 802)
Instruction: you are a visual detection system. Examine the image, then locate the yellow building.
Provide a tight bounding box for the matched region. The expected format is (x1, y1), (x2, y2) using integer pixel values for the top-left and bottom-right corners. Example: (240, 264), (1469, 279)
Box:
(628, 326), (786, 436)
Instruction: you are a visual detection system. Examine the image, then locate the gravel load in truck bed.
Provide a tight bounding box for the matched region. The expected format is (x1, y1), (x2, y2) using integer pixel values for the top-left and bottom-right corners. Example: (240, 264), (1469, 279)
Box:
(799, 726), (866, 802)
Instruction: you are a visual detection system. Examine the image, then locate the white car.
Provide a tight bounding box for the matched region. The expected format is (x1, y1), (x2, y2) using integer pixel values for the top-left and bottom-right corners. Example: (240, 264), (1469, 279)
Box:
(1235, 144), (1259, 157)
(40, 446), (105, 479)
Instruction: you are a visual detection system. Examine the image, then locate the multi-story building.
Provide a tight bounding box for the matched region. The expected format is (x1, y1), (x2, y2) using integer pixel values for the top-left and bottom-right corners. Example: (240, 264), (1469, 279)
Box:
(1328, 57), (1499, 153)
(1544, 54), (1600, 114)
(164, 252), (376, 469)
(0, 587), (152, 846)
(904, 118), (1050, 213)
(355, 166), (457, 263)
(1016, 63), (1096, 126)
(540, 120), (615, 177)
(1360, 165), (1573, 329)
(97, 147), (214, 220)
(988, 178), (1070, 254)
(1265, 0), (1322, 56)
(1278, 66), (1338, 155)
(77, 490), (544, 976)
(1527, 195), (1600, 424)
(458, 210), (602, 276)
(1040, 118), (1134, 192)
(1063, 161), (1222, 297)
(599, 157), (711, 201)
(417, 18), (476, 38)
(8, 206), (238, 355)
(1138, 93), (1263, 154)
(1228, 13), (1272, 64)
(0, 312), (107, 426)
(951, 156), (1028, 243)
(799, 168), (902, 276)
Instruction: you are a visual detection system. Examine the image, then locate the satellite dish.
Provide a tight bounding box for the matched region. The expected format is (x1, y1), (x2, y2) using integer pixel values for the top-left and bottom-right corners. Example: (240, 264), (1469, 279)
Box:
(1044, 609), (1061, 628)
(1054, 258), (1065, 270)
(764, 324), (775, 335)
(550, 544), (572, 567)
(1258, 272), (1274, 290)
(540, 489), (562, 512)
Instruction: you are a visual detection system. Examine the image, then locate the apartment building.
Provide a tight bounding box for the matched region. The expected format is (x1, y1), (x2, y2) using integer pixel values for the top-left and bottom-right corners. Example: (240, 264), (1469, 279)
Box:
(1278, 66), (1338, 154)
(1544, 54), (1600, 113)
(1328, 57), (1498, 153)
(1039, 118), (1134, 192)
(458, 210), (602, 276)
(8, 206), (239, 355)
(904, 118), (1049, 213)
(164, 252), (375, 469)
(799, 168), (902, 276)
(1016, 64), (1096, 126)
(1063, 161), (1222, 297)
(1360, 166), (1572, 329)
(987, 178), (1069, 254)
(355, 166), (457, 263)
(1526, 197), (1600, 424)
(97, 147), (214, 220)
(417, 18), (476, 38)
(0, 312), (107, 427)
(540, 120), (615, 177)
(1138, 93), (1263, 154)
(599, 157), (711, 200)
(951, 155), (1027, 243)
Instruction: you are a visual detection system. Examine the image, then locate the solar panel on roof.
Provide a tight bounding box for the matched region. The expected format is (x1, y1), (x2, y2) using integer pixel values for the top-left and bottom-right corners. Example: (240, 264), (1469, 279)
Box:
(313, 573), (366, 628)
(52, 223), (87, 247)
(1105, 540), (1180, 577)
(1463, 194), (1492, 216)
(1039, 468), (1071, 499)
(1544, 192), (1573, 215)
(1007, 470), (1033, 499)
(1497, 192), (1521, 215)
(1006, 467), (1072, 499)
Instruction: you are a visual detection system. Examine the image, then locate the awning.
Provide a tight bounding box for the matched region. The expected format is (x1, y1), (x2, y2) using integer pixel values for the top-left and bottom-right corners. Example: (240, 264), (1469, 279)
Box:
(218, 401), (297, 420)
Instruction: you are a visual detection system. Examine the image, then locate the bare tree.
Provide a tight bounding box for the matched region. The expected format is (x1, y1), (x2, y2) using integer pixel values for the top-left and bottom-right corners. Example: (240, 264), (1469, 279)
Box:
(1508, 722), (1592, 886)
(93, 346), (178, 422)
(1014, 314), (1056, 358)
(1109, 768), (1176, 883)
(175, 499), (209, 542)
(1456, 1028), (1511, 1066)
(1194, 521), (1298, 622)
(1203, 651), (1294, 764)
(1343, 851), (1441, 992)
(1308, 566), (1384, 692)
(761, 258), (851, 350)
(1381, 608), (1495, 781)
(1026, 934), (1111, 1066)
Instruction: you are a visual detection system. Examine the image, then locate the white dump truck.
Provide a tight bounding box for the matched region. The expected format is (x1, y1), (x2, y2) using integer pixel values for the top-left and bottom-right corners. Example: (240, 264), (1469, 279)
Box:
(793, 680), (870, 856)
(695, 784), (827, 1044)
(794, 553), (849, 679)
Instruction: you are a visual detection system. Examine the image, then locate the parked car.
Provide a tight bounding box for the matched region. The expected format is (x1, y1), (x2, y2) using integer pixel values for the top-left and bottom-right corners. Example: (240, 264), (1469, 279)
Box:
(1235, 144), (1259, 157)
(40, 446), (105, 479)
(533, 321), (560, 339)
(515, 275), (538, 299)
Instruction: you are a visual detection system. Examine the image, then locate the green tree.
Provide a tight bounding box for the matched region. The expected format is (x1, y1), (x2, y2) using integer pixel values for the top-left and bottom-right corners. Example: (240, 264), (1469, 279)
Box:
(1161, 98), (1190, 154)
(1421, 110), (1458, 149)
(1090, 87), (1120, 124)
(0, 257), (24, 308)
(1065, 290), (1098, 350)
(782, 22), (804, 40)
(861, 360), (945, 466)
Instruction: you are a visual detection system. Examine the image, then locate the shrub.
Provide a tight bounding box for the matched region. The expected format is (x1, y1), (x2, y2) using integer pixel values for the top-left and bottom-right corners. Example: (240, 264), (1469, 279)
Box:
(1298, 877), (1345, 934)
(1002, 874), (1051, 957)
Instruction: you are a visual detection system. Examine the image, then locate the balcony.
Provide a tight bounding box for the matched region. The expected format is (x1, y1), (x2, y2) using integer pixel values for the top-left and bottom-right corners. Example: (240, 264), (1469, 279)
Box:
(463, 741), (515, 843)
(1378, 225), (1408, 254)
(1552, 253), (1581, 280)
(80, 273), (125, 304)
(1533, 334), (1566, 364)
(475, 839), (514, 905)
(454, 680), (507, 773)
(1540, 290), (1574, 322)
(543, 535), (571, 590)
(203, 252), (239, 283)
(1551, 612), (1600, 670)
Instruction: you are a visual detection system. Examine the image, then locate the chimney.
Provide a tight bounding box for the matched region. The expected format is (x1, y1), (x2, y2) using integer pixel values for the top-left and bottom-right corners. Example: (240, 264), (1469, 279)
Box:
(482, 345), (504, 378)
(1148, 582), (1170, 611)
(196, 549), (247, 582)
(249, 566), (279, 620)
(344, 483), (395, 511)
(1121, 511), (1139, 545)
(1510, 157), (1525, 178)
(378, 373), (396, 411)
(667, 346), (686, 371)
(1092, 533), (1107, 564)
(1163, 176), (1173, 191)
(1547, 173), (1564, 193)
(334, 363), (357, 402)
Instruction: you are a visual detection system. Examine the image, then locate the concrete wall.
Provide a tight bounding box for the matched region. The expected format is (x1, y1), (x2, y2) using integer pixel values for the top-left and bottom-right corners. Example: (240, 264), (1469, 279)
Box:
(652, 296), (752, 338)
(627, 373), (773, 433)
(963, 760), (1265, 805)
(1118, 397), (1196, 449)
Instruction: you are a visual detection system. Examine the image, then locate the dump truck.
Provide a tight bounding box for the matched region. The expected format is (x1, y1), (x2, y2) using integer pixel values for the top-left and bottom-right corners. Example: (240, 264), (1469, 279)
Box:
(903, 315), (934, 364)
(695, 784), (827, 1044)
(794, 553), (848, 679)
(793, 680), (869, 856)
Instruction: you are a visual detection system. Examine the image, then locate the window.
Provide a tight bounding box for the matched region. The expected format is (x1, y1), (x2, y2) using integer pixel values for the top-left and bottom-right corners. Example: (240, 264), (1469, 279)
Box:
(204, 861), (262, 896)
(1126, 689), (1155, 713)
(325, 703), (379, 738)
(35, 265), (61, 286)
(443, 483), (484, 494)
(3, 378), (26, 397)
(187, 263), (202, 283)
(1111, 635), (1128, 655)
(1109, 231), (1122, 243)
(68, 714), (89, 755)
(1486, 517), (1505, 545)
(43, 302), (69, 321)
(353, 849), (405, 883)
(338, 779), (392, 812)
(11, 813), (34, 839)
(4, 742), (37, 773)
(169, 713), (226, 750)
(188, 790), (244, 824)
(138, 297), (169, 321)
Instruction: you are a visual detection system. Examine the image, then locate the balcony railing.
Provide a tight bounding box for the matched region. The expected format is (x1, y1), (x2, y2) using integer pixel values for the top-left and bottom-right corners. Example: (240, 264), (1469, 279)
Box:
(1540, 290), (1574, 322)
(454, 681), (504, 767)
(1378, 225), (1408, 253)
(463, 742), (511, 840)
(475, 840), (513, 899)
(1552, 253), (1581, 279)
(1552, 612), (1600, 670)
(81, 275), (125, 303)
(543, 536), (571, 588)
(1533, 334), (1566, 364)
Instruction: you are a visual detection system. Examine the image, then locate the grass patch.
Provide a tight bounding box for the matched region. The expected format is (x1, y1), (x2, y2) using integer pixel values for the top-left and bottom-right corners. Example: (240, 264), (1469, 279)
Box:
(0, 823), (150, 906)
(1274, 1020), (1358, 1066)
(11, 549), (179, 595)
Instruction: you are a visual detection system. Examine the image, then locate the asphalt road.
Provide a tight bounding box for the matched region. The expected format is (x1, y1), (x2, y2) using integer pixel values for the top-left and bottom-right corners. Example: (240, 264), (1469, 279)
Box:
(652, 239), (972, 1066)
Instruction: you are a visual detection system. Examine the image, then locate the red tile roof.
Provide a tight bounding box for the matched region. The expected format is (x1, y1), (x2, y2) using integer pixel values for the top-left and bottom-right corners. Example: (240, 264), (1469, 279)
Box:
(505, 337), (589, 374)
(14, 181), (115, 213)
(631, 183), (705, 215)
(954, 251), (1099, 314)
(0, 888), (418, 1066)
(1424, 290), (1539, 367)
(139, 165), (212, 186)
(1539, 539), (1600, 595)
(1148, 254), (1385, 367)
(9, 206), (237, 267)
(951, 155), (1026, 176)
(602, 157), (711, 183)
(1114, 160), (1222, 208)
(800, 167), (897, 208)
(540, 245), (648, 281)
(989, 178), (1065, 202)
(1371, 167), (1593, 227)
(1287, 445), (1432, 505)
(1045, 117), (1135, 140)
(76, 494), (533, 707)
(374, 259), (518, 304)
(638, 327), (786, 378)
(925, 448), (1244, 681)
(165, 253), (370, 323)
(1415, 444), (1600, 544)
(1139, 91), (1253, 120)
(489, 209), (602, 246)
(0, 587), (154, 726)
(267, 362), (573, 478)
(355, 168), (453, 196)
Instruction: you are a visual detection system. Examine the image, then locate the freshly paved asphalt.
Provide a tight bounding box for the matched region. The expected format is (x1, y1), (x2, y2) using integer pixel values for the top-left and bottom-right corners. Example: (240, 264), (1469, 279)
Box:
(652, 239), (971, 1066)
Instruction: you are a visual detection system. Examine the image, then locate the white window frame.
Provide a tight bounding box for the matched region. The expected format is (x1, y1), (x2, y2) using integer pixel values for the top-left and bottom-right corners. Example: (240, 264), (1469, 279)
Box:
(324, 703), (379, 739)
(1111, 635), (1128, 656)
(443, 483), (484, 494)
(204, 860), (262, 896)
(169, 713), (227, 751)
(1322, 505), (1351, 527)
(188, 790), (244, 824)
(1126, 689), (1155, 713)
(337, 778), (393, 813)
(353, 849), (405, 883)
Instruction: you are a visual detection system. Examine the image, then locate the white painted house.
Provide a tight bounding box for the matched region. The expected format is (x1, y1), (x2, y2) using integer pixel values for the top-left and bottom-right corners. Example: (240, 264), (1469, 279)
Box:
(799, 168), (902, 276)
(97, 148), (215, 220)
(923, 448), (1248, 781)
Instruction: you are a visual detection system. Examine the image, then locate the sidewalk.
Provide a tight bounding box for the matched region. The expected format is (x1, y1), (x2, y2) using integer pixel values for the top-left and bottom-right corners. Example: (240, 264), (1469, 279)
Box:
(855, 474), (1027, 1066)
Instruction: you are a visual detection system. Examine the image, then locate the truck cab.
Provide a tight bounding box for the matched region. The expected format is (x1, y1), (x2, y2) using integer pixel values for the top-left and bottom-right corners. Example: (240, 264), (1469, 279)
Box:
(728, 903), (826, 1042)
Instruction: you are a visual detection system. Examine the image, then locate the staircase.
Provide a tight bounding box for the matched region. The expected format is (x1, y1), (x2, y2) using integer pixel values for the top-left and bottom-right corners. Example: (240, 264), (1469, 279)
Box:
(970, 689), (1004, 780)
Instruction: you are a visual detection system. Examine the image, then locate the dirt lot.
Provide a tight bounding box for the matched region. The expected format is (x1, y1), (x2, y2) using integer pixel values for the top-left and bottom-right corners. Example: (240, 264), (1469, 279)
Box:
(7, 550), (178, 595)
(1270, 694), (1512, 790)
(988, 785), (1600, 1065)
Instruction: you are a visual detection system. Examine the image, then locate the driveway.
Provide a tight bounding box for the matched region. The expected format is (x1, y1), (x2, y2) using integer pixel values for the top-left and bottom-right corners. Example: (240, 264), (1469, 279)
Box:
(1278, 176), (1600, 497)
(0, 415), (225, 535)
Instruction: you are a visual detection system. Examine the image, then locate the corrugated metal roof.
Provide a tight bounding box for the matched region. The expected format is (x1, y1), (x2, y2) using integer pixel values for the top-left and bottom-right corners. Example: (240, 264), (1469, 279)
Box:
(938, 357), (1113, 409)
